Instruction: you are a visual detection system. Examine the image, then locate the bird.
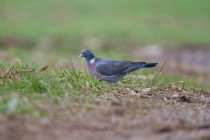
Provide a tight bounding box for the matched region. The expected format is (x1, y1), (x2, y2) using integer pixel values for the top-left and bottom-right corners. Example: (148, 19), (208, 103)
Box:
(79, 49), (158, 83)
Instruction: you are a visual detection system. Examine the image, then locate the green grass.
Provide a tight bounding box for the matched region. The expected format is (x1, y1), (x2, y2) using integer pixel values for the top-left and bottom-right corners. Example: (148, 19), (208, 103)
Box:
(0, 62), (209, 116)
(0, 62), (107, 113)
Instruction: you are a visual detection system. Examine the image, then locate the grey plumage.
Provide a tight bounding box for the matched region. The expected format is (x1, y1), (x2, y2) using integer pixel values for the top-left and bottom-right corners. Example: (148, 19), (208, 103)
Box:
(79, 49), (157, 83)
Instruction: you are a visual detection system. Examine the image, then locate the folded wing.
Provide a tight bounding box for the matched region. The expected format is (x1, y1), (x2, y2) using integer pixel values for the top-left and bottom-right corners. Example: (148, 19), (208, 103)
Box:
(95, 58), (146, 76)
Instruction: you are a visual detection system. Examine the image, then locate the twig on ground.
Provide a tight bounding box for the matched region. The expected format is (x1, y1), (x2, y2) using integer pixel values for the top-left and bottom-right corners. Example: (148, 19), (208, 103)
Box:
(148, 61), (165, 86)
(39, 65), (49, 72)
(154, 61), (165, 81)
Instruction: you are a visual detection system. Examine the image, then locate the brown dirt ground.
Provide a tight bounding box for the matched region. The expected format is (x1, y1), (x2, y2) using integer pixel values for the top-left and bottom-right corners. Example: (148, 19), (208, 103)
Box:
(0, 86), (210, 140)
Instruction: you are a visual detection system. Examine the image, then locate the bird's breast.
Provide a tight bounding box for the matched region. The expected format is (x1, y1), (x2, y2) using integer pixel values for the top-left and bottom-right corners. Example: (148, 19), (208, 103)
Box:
(87, 62), (95, 74)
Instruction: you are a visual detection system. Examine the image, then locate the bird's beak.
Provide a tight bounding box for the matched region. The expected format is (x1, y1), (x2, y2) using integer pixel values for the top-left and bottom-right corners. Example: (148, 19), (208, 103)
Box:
(79, 54), (84, 57)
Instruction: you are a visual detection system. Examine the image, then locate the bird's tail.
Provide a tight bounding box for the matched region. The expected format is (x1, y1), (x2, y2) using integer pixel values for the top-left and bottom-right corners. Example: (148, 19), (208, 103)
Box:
(143, 63), (158, 68)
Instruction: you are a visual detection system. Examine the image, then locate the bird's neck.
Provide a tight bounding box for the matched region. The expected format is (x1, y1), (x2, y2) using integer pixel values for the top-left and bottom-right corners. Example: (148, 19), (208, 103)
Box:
(86, 57), (96, 64)
(85, 55), (95, 62)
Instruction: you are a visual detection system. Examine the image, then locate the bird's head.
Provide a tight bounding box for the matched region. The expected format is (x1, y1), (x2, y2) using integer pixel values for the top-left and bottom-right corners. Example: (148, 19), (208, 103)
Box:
(79, 49), (95, 61)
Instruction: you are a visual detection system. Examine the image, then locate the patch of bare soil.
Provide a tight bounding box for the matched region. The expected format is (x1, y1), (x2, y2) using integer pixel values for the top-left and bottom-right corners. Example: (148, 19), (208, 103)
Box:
(0, 87), (210, 140)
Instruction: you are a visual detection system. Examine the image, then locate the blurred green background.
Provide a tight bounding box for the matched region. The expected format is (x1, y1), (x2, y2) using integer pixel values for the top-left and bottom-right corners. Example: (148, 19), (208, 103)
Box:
(0, 0), (210, 66)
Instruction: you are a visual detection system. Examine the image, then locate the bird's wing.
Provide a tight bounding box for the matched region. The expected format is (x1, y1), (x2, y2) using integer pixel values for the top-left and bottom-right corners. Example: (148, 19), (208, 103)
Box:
(95, 58), (145, 76)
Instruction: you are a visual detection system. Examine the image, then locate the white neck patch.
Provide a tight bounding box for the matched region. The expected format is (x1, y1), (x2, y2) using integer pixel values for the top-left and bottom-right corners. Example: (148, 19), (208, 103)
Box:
(90, 58), (95, 64)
